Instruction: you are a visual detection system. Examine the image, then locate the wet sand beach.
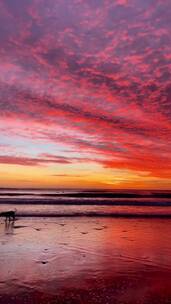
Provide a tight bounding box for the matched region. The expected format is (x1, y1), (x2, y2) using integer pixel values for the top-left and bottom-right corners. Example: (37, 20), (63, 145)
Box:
(0, 217), (171, 304)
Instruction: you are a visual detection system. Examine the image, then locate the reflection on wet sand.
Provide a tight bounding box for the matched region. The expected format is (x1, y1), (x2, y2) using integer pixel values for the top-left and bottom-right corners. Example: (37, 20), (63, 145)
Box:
(4, 220), (14, 235)
(0, 217), (171, 304)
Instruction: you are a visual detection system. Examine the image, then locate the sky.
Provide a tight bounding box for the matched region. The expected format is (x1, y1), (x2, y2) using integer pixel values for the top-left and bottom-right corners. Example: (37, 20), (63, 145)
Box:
(0, 0), (171, 189)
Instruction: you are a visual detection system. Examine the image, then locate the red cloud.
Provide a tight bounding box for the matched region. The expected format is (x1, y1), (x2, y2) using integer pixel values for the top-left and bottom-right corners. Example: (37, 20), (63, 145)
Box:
(0, 155), (71, 166)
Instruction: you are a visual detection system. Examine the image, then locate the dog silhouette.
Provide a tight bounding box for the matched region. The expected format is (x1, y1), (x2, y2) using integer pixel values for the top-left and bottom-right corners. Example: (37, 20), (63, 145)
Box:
(0, 211), (16, 221)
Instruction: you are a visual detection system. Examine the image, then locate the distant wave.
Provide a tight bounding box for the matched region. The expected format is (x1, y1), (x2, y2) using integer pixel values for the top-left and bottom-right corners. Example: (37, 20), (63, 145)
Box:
(0, 198), (171, 206)
(0, 191), (171, 198)
(13, 212), (171, 218)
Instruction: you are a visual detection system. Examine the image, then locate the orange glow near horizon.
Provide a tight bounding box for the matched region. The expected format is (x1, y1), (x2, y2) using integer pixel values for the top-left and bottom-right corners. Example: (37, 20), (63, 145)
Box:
(0, 162), (171, 190)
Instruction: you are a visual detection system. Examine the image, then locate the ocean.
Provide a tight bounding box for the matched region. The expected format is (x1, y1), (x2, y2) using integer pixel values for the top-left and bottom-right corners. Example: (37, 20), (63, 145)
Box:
(0, 189), (171, 217)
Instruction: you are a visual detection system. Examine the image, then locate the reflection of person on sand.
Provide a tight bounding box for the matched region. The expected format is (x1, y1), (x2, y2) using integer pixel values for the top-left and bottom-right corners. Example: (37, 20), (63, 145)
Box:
(0, 210), (16, 221)
(4, 220), (14, 235)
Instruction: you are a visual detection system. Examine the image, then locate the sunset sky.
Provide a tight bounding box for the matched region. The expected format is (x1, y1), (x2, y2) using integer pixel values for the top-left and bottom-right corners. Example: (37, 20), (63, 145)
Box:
(0, 0), (171, 189)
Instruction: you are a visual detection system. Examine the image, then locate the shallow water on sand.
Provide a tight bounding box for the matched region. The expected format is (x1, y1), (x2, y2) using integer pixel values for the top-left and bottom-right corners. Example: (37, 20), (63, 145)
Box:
(1, 203), (171, 217)
(0, 217), (171, 304)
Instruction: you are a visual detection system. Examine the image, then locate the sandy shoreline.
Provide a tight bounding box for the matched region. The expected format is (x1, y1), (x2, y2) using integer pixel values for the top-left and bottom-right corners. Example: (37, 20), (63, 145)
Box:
(0, 217), (171, 304)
